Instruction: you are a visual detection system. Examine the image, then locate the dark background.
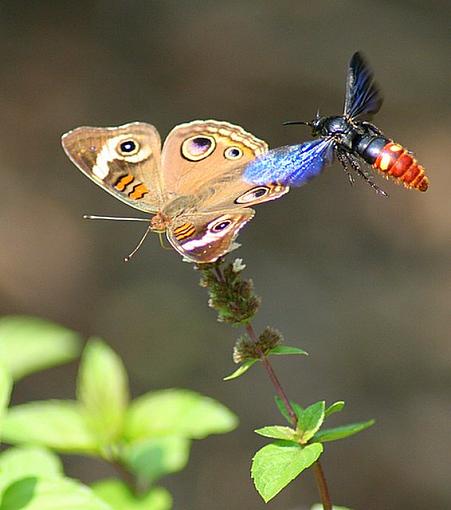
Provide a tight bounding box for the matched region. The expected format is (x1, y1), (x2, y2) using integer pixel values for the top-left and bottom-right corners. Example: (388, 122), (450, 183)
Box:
(1, 1), (450, 509)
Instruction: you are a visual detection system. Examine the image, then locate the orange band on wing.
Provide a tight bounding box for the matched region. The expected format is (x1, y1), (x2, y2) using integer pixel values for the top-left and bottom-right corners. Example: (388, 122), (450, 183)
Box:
(129, 183), (149, 200)
(114, 174), (135, 191)
(173, 222), (196, 240)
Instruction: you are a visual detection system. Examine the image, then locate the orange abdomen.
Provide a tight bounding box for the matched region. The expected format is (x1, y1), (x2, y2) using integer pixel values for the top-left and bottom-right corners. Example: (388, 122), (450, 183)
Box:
(373, 142), (429, 191)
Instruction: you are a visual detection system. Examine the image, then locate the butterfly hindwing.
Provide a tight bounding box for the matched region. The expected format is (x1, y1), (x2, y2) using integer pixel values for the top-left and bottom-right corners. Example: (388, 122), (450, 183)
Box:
(243, 138), (335, 187)
(166, 209), (254, 263)
(61, 122), (164, 213)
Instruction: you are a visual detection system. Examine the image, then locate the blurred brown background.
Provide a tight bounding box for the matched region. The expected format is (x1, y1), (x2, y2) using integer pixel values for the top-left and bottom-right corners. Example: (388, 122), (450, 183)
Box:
(0, 1), (450, 509)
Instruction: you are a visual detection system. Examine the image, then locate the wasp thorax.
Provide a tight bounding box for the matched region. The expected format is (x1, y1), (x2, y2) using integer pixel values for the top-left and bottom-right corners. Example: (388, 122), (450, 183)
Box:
(321, 116), (352, 136)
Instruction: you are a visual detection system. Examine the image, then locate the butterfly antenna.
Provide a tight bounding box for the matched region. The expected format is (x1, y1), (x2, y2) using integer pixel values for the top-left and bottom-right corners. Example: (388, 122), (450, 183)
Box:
(83, 214), (149, 222)
(124, 226), (152, 262)
(158, 232), (172, 251)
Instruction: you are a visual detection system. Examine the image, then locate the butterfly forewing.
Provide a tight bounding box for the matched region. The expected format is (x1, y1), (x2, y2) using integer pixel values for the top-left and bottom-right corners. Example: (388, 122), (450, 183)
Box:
(61, 122), (164, 213)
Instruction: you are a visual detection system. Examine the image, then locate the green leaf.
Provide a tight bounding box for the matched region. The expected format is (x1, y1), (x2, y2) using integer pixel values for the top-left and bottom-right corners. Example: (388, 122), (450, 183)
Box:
(121, 436), (190, 485)
(274, 396), (303, 425)
(268, 346), (308, 356)
(311, 505), (352, 510)
(313, 420), (375, 443)
(297, 401), (325, 443)
(254, 426), (296, 442)
(0, 365), (12, 434)
(77, 339), (129, 443)
(0, 447), (63, 494)
(93, 479), (172, 510)
(2, 401), (98, 454)
(0, 316), (81, 380)
(325, 401), (345, 418)
(223, 359), (257, 381)
(124, 389), (238, 441)
(0, 477), (112, 510)
(251, 441), (323, 502)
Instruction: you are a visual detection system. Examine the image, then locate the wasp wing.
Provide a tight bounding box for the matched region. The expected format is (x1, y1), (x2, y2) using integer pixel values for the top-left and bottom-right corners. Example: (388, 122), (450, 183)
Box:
(243, 138), (335, 187)
(344, 52), (383, 119)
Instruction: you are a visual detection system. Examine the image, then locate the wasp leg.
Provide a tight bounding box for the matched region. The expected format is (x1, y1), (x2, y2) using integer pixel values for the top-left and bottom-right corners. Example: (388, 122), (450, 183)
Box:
(360, 121), (384, 137)
(346, 153), (389, 197)
(335, 148), (355, 186)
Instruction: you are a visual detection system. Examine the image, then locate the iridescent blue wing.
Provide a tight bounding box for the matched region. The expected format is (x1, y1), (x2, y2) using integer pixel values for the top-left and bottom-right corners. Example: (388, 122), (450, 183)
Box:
(243, 138), (335, 187)
(344, 52), (383, 119)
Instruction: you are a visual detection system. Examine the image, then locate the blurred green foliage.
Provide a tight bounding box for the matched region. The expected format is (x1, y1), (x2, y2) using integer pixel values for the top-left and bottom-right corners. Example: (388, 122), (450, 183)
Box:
(0, 316), (237, 510)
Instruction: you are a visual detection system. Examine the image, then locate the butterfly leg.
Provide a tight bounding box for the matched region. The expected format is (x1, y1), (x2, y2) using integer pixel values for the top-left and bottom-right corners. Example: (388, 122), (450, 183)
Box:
(346, 153), (389, 197)
(335, 148), (355, 186)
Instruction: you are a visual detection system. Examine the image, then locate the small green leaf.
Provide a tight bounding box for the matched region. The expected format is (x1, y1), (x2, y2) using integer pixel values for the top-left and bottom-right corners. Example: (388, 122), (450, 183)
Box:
(274, 396), (303, 425)
(254, 426), (296, 442)
(0, 365), (12, 434)
(121, 436), (190, 484)
(0, 316), (81, 380)
(92, 479), (172, 510)
(325, 401), (345, 418)
(124, 389), (237, 441)
(223, 359), (257, 381)
(0, 447), (63, 494)
(311, 505), (352, 510)
(77, 339), (129, 443)
(268, 346), (308, 356)
(0, 477), (111, 510)
(297, 401), (325, 443)
(313, 420), (375, 443)
(2, 401), (98, 453)
(252, 441), (323, 502)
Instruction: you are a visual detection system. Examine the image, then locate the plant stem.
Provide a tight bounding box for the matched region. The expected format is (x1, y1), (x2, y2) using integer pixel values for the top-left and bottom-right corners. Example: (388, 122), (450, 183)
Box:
(245, 323), (298, 426)
(245, 322), (332, 510)
(313, 461), (332, 510)
(212, 262), (333, 510)
(111, 459), (138, 494)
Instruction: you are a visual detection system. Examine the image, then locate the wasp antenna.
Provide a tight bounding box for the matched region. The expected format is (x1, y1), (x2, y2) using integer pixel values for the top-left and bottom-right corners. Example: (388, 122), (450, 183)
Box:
(283, 120), (312, 126)
(124, 226), (152, 262)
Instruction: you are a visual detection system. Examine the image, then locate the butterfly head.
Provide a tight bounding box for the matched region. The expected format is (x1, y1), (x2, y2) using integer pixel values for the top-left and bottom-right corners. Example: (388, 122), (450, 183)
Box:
(150, 212), (171, 233)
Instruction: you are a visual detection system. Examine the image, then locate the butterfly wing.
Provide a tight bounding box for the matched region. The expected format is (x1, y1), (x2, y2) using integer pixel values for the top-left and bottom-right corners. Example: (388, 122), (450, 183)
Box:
(243, 138), (335, 187)
(159, 120), (289, 211)
(61, 122), (164, 213)
(343, 52), (383, 119)
(167, 209), (254, 263)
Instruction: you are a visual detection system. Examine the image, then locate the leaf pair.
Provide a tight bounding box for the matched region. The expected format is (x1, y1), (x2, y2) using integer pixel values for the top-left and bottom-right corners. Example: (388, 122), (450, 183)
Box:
(224, 345), (308, 380)
(252, 398), (374, 502)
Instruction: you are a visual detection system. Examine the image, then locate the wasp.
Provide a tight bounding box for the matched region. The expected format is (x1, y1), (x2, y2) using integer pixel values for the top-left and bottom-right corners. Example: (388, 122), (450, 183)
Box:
(244, 52), (429, 194)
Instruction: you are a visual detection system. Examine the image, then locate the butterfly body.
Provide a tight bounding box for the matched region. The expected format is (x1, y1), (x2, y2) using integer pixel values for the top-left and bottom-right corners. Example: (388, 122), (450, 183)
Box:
(62, 120), (289, 263)
(244, 52), (429, 193)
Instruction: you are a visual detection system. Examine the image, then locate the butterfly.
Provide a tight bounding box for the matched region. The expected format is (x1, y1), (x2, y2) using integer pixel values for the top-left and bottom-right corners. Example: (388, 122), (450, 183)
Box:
(244, 52), (429, 194)
(61, 120), (289, 263)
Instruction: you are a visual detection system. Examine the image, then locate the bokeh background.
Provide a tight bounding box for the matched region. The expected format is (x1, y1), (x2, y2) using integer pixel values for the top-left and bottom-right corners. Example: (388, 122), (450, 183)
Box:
(1, 1), (450, 509)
